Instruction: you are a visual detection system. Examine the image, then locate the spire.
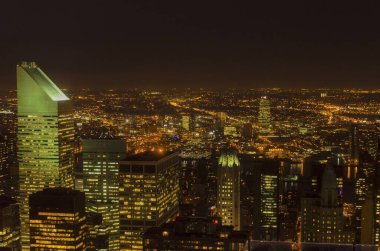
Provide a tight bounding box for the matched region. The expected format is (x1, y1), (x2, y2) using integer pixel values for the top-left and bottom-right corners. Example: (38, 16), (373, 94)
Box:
(218, 149), (240, 168)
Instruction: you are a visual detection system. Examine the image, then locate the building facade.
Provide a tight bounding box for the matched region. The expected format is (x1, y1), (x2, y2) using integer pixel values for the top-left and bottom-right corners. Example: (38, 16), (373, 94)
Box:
(217, 150), (240, 230)
(17, 62), (75, 250)
(260, 160), (279, 241)
(119, 151), (180, 250)
(29, 188), (86, 250)
(258, 96), (271, 134)
(301, 166), (354, 244)
(82, 138), (126, 250)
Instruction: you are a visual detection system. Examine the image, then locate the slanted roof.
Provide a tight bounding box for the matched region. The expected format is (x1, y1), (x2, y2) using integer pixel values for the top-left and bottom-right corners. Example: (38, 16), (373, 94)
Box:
(19, 62), (69, 101)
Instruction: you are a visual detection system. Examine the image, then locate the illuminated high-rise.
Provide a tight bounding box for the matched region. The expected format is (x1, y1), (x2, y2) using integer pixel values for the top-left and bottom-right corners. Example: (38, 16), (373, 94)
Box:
(0, 111), (17, 197)
(258, 96), (270, 134)
(217, 150), (240, 230)
(29, 188), (86, 250)
(259, 159), (279, 240)
(82, 138), (126, 251)
(119, 151), (179, 250)
(349, 124), (360, 162)
(181, 115), (190, 131)
(17, 61), (75, 250)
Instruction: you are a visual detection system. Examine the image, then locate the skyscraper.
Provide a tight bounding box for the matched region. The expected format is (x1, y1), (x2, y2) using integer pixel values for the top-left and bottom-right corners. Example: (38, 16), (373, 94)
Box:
(240, 156), (280, 240)
(29, 188), (86, 251)
(350, 124), (360, 162)
(217, 150), (240, 230)
(258, 96), (271, 134)
(0, 111), (17, 197)
(82, 138), (126, 251)
(259, 158), (279, 240)
(181, 115), (191, 131)
(119, 151), (179, 250)
(17, 62), (75, 250)
(301, 166), (354, 244)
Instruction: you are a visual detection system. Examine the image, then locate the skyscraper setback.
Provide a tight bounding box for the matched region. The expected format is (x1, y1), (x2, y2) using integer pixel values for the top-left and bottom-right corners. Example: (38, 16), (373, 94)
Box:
(17, 62), (75, 250)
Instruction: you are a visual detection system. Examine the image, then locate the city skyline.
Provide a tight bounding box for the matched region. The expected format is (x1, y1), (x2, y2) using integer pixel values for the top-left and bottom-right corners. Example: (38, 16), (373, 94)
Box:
(1, 1), (380, 250)
(0, 62), (379, 250)
(1, 2), (380, 90)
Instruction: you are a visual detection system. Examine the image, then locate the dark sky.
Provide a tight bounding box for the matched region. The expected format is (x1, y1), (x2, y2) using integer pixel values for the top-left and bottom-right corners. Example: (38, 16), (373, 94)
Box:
(1, 1), (380, 90)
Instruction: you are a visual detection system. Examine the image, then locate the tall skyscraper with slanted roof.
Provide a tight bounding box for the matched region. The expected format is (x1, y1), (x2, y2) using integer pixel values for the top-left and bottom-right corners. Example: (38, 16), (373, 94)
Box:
(17, 62), (75, 250)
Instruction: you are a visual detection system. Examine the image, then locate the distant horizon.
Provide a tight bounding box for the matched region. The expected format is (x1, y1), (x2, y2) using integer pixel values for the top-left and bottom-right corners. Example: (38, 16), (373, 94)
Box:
(2, 86), (380, 92)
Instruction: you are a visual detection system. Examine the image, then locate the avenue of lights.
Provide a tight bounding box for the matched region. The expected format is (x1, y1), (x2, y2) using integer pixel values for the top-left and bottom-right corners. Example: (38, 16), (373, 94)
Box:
(0, 62), (379, 250)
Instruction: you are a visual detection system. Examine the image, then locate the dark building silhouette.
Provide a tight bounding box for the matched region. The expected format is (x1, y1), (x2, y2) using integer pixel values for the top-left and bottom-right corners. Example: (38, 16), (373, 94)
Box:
(29, 188), (86, 250)
(301, 166), (354, 244)
(143, 216), (249, 251)
(240, 155), (280, 240)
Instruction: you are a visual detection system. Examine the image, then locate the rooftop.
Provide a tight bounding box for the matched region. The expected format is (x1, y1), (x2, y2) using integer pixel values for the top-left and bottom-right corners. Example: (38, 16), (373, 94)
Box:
(123, 150), (176, 162)
(31, 188), (83, 197)
(18, 61), (69, 101)
(144, 216), (249, 240)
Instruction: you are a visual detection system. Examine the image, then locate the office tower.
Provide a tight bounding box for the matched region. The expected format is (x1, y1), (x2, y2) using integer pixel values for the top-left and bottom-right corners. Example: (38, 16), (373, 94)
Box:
(119, 151), (180, 250)
(301, 166), (354, 244)
(354, 153), (376, 242)
(350, 124), (360, 163)
(179, 156), (211, 217)
(82, 139), (126, 251)
(0, 133), (10, 196)
(360, 193), (374, 244)
(278, 159), (300, 242)
(240, 156), (280, 240)
(259, 158), (279, 240)
(258, 96), (270, 134)
(142, 216), (250, 251)
(17, 61), (75, 249)
(29, 188), (86, 251)
(181, 115), (190, 131)
(217, 150), (240, 230)
(0, 196), (20, 250)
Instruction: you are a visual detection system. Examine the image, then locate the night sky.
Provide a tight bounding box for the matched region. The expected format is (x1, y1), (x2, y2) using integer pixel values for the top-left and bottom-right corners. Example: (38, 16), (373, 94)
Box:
(1, 1), (380, 90)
